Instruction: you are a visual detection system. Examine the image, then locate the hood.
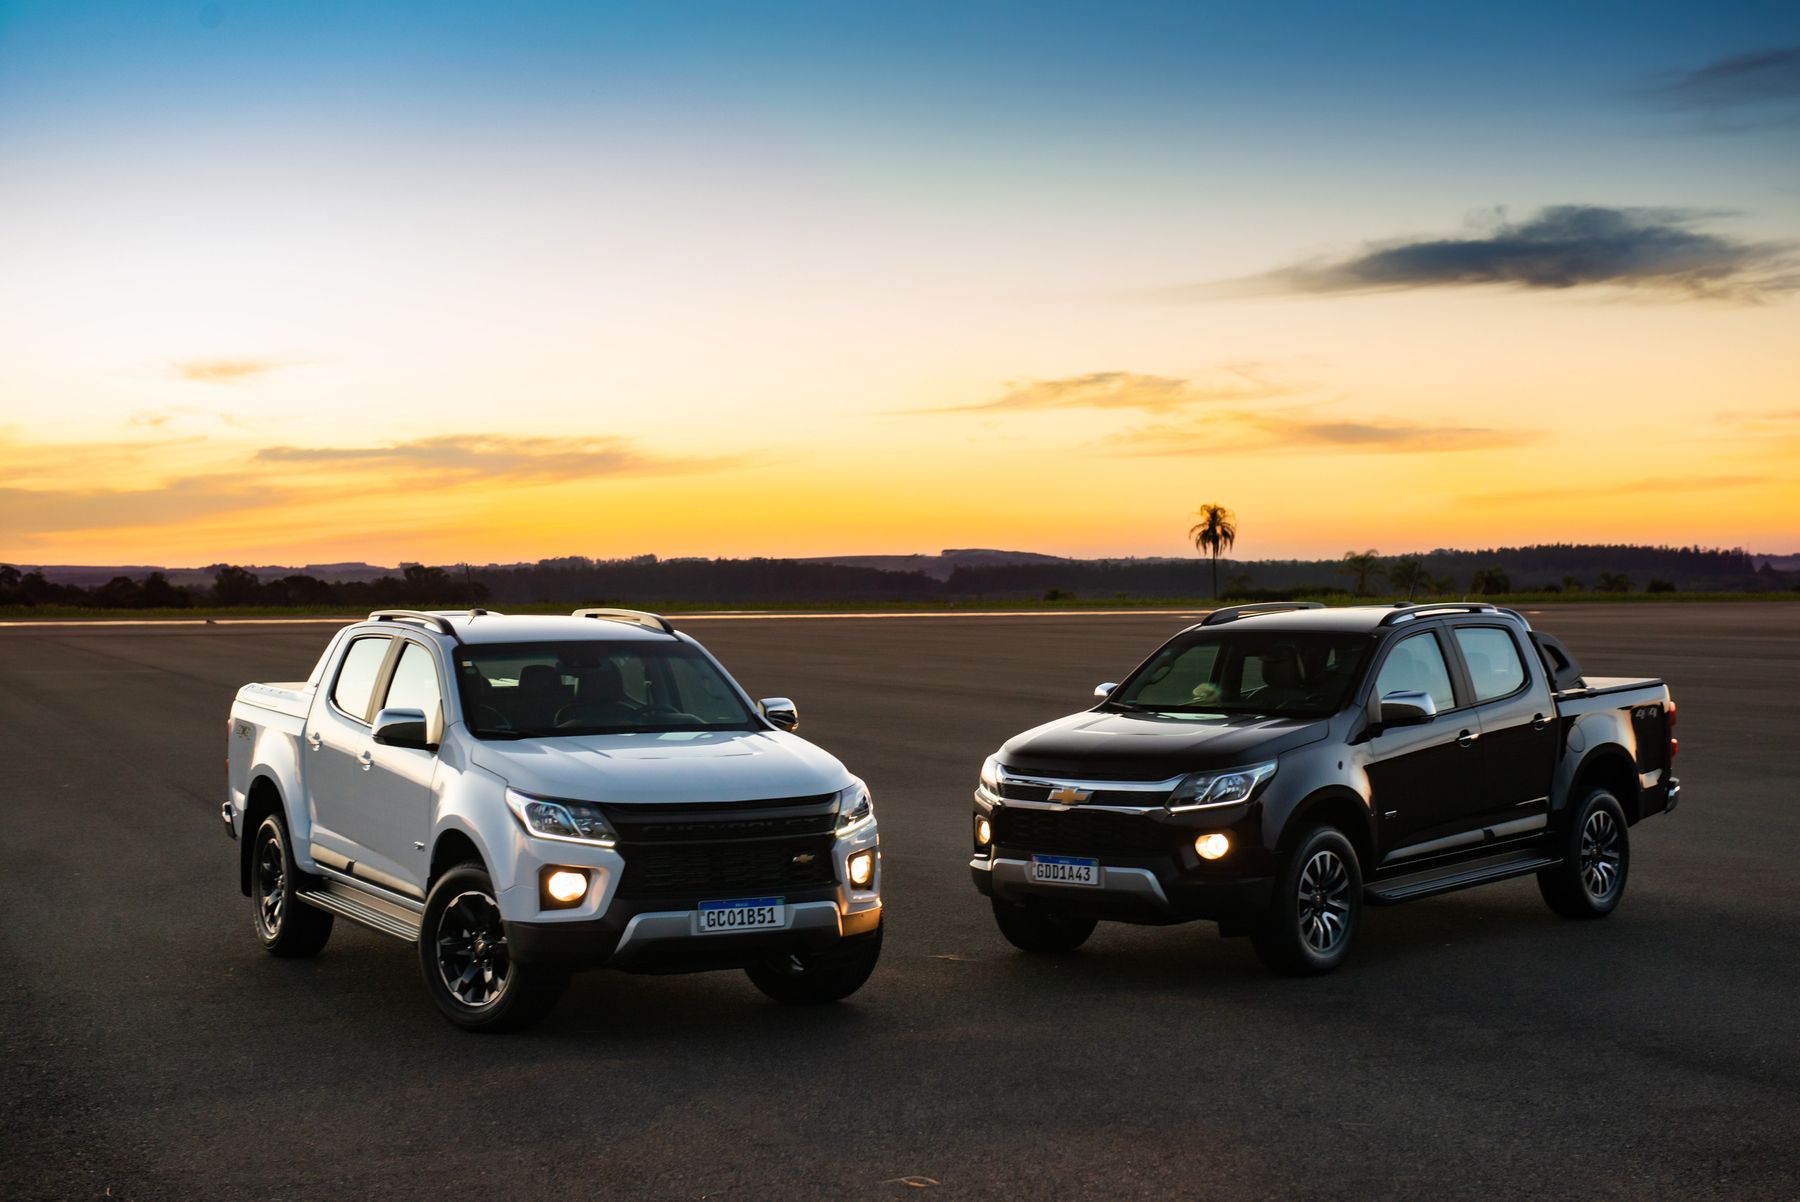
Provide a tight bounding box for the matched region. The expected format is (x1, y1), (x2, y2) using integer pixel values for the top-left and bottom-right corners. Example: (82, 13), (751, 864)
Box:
(468, 728), (853, 805)
(999, 708), (1329, 780)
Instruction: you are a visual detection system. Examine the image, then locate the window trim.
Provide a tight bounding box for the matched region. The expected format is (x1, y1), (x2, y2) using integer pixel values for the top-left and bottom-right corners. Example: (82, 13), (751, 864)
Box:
(1448, 621), (1533, 707)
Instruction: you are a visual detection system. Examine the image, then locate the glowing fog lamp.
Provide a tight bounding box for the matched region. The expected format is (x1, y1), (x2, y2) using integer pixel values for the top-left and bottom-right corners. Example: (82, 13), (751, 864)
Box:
(975, 816), (992, 846)
(847, 849), (876, 888)
(1194, 832), (1231, 861)
(545, 869), (589, 904)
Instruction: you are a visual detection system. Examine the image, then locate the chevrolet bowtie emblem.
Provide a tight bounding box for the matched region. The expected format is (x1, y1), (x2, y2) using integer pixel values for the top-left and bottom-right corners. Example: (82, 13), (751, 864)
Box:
(1047, 786), (1092, 805)
(791, 852), (816, 865)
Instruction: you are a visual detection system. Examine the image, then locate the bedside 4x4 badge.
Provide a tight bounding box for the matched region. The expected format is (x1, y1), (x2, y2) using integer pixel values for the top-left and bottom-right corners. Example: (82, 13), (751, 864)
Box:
(1028, 855), (1100, 886)
(695, 897), (786, 934)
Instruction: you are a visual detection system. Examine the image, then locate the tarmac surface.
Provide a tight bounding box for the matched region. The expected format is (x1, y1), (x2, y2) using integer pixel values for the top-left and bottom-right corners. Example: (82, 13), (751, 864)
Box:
(1, 604), (1796, 1200)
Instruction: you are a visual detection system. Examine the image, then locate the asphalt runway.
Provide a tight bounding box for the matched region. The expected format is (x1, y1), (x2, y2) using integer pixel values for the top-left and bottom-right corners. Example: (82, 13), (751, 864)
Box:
(2, 604), (1796, 1200)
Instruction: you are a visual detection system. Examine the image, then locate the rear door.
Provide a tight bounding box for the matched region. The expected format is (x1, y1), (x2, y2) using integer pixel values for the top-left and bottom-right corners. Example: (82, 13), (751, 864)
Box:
(349, 638), (442, 896)
(305, 633), (394, 866)
(1363, 626), (1487, 862)
(1448, 622), (1557, 838)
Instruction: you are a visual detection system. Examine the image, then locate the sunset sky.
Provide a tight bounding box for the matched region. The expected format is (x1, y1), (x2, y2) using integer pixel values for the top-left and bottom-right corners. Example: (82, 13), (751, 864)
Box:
(2, 1), (1798, 566)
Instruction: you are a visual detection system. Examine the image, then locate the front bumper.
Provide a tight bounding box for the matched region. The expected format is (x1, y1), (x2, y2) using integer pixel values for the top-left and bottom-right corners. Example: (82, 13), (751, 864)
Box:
(971, 855), (1272, 924)
(509, 886), (882, 973)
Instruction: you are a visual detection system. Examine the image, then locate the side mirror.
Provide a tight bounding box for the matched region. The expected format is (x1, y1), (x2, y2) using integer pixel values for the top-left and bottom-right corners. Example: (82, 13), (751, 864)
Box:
(1377, 690), (1437, 729)
(372, 706), (433, 750)
(1094, 682), (1118, 698)
(758, 697), (799, 731)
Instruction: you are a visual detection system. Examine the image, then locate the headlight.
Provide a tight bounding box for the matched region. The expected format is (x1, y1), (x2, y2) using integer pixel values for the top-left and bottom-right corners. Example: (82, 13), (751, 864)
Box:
(834, 779), (875, 836)
(505, 787), (617, 847)
(978, 754), (1003, 794)
(1167, 761), (1277, 812)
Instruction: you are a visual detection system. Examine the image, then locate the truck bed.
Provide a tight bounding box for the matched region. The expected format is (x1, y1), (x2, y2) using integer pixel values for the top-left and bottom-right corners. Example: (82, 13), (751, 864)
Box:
(236, 681), (314, 722)
(1554, 675), (1665, 704)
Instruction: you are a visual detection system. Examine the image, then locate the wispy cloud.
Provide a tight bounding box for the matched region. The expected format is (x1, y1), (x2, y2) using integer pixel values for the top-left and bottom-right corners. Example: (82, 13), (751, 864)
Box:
(1198, 206), (1798, 302)
(1105, 411), (1534, 457)
(1639, 46), (1800, 129)
(172, 357), (294, 383)
(910, 366), (1294, 415)
(255, 434), (735, 485)
(1467, 473), (1769, 507)
(0, 474), (280, 537)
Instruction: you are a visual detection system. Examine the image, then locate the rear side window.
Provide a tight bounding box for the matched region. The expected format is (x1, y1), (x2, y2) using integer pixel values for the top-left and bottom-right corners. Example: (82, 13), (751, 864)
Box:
(382, 642), (442, 717)
(332, 636), (392, 721)
(1374, 631), (1455, 712)
(1454, 627), (1527, 702)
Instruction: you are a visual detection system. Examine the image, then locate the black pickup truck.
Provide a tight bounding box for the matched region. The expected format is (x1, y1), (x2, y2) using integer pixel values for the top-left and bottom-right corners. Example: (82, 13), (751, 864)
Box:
(969, 602), (1679, 973)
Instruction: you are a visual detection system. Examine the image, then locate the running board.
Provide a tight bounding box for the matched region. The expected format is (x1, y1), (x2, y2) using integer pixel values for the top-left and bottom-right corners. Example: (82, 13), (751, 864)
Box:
(1365, 849), (1559, 905)
(295, 882), (423, 942)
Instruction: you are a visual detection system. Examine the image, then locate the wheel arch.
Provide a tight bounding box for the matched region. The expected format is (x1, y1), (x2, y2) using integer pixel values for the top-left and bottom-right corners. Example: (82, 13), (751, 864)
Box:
(1273, 786), (1375, 872)
(1567, 746), (1642, 824)
(429, 825), (486, 884)
(239, 774), (289, 896)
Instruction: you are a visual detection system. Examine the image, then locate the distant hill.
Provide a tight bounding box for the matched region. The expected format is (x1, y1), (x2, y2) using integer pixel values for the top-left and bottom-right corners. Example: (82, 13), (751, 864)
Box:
(794, 548), (1078, 581)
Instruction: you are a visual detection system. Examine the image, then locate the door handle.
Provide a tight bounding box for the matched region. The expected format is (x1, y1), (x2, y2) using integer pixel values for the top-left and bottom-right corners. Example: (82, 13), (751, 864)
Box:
(357, 750), (374, 771)
(306, 732), (322, 750)
(1457, 729), (1479, 748)
(1531, 713), (1550, 731)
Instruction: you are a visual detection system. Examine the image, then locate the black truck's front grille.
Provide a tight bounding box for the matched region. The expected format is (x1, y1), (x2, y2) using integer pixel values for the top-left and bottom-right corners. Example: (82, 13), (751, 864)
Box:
(997, 781), (1171, 807)
(603, 796), (841, 898)
(991, 805), (1172, 857)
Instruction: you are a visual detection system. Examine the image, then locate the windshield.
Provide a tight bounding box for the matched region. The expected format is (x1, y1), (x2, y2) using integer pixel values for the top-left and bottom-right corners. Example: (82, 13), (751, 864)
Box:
(454, 640), (758, 738)
(1107, 630), (1374, 719)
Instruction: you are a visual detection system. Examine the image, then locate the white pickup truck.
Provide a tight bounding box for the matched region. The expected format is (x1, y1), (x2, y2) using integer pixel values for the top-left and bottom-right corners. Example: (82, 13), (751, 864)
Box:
(225, 609), (883, 1031)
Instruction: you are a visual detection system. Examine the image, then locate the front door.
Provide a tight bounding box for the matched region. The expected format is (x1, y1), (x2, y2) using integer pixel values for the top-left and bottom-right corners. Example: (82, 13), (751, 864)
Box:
(1362, 627), (1486, 864)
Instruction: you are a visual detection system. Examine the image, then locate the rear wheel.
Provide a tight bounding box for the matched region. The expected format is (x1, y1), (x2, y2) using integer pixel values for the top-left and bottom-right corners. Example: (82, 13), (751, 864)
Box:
(745, 923), (883, 1004)
(991, 896), (1098, 954)
(420, 863), (567, 1032)
(252, 813), (333, 957)
(1252, 826), (1361, 975)
(1538, 789), (1630, 919)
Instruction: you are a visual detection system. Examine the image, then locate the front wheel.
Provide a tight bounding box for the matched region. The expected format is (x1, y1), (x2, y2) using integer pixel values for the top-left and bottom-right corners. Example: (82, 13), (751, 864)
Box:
(252, 813), (333, 957)
(1252, 826), (1362, 975)
(419, 863), (567, 1032)
(1538, 789), (1630, 919)
(745, 923), (883, 1004)
(990, 897), (1098, 954)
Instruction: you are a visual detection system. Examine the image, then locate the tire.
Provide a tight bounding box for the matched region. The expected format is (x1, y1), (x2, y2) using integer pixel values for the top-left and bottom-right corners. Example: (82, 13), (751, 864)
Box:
(1252, 826), (1362, 975)
(990, 896), (1098, 954)
(745, 923), (883, 1004)
(1538, 789), (1630, 920)
(251, 813), (333, 958)
(419, 863), (567, 1032)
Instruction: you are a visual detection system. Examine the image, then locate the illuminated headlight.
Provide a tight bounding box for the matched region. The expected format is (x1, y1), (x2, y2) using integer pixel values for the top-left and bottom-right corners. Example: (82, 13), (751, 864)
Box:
(1167, 761), (1277, 812)
(505, 787), (617, 847)
(834, 780), (875, 836)
(1194, 832), (1231, 860)
(847, 849), (875, 888)
(978, 755), (1003, 794)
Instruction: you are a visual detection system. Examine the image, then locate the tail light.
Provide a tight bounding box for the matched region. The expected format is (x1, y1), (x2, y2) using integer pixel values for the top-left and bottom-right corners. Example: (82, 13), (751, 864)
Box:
(1666, 700), (1678, 761)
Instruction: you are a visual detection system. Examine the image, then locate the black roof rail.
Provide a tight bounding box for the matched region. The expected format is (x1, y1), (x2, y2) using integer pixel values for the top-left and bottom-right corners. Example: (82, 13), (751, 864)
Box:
(1200, 601), (1325, 626)
(1379, 602), (1507, 627)
(368, 610), (460, 638)
(571, 607), (676, 635)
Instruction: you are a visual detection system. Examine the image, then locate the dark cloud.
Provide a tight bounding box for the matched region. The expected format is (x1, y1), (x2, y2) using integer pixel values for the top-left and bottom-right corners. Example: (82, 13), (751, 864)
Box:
(1220, 206), (1797, 301)
(1640, 46), (1800, 128)
(173, 357), (293, 383)
(1106, 412), (1534, 457)
(255, 434), (735, 484)
(909, 366), (1291, 415)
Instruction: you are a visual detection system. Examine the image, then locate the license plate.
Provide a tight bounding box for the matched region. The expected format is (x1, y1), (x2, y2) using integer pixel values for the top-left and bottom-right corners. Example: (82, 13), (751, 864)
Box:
(1028, 855), (1100, 886)
(694, 897), (786, 934)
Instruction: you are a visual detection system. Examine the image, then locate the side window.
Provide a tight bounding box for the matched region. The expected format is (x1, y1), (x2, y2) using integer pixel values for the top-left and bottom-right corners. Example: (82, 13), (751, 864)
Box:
(1454, 626), (1527, 703)
(1373, 632), (1455, 713)
(382, 642), (442, 717)
(332, 636), (392, 721)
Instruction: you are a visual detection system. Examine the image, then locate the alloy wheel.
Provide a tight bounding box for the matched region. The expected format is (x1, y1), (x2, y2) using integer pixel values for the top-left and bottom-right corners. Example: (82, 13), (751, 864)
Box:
(1297, 848), (1352, 953)
(255, 829), (286, 936)
(435, 891), (511, 1009)
(1580, 809), (1623, 900)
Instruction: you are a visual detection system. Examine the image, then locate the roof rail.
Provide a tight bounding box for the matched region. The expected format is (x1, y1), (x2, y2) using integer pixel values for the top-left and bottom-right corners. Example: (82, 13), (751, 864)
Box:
(1379, 602), (1504, 627)
(571, 607), (676, 635)
(368, 610), (460, 638)
(1200, 601), (1325, 626)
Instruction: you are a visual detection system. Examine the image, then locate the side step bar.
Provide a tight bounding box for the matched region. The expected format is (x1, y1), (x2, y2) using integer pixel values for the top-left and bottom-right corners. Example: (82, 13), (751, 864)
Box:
(295, 880), (423, 943)
(1365, 849), (1559, 905)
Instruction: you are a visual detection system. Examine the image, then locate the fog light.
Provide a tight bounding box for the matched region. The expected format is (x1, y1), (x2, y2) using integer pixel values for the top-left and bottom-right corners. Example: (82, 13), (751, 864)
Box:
(1194, 832), (1231, 861)
(545, 869), (588, 903)
(848, 849), (875, 888)
(975, 816), (992, 846)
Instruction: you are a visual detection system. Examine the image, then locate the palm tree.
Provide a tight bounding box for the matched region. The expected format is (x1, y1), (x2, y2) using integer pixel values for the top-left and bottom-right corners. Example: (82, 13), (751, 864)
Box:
(1188, 504), (1237, 598)
(1389, 555), (1428, 600)
(1339, 549), (1384, 596)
